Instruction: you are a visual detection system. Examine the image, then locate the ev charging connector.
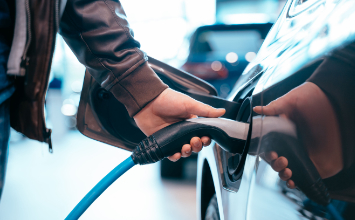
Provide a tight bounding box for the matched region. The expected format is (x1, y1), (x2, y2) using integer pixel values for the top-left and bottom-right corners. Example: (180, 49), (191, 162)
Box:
(131, 118), (249, 165)
(66, 118), (248, 219)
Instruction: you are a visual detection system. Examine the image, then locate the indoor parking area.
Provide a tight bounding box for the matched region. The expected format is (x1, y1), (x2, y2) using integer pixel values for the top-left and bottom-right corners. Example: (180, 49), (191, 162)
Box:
(0, 0), (354, 219)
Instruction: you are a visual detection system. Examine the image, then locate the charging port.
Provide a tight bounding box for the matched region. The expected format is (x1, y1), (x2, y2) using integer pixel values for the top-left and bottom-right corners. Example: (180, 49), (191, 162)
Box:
(221, 97), (252, 191)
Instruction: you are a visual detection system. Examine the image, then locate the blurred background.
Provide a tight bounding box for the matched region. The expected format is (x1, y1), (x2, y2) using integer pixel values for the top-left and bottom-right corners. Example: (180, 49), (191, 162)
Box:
(0, 0), (285, 219)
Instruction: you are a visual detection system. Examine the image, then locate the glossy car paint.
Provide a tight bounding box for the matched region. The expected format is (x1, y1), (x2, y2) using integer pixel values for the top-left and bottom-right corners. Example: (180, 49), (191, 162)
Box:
(197, 0), (355, 219)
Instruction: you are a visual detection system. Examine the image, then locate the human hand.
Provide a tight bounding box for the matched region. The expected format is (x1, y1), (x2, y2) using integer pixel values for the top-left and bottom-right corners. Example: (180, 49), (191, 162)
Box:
(253, 82), (342, 189)
(133, 88), (225, 162)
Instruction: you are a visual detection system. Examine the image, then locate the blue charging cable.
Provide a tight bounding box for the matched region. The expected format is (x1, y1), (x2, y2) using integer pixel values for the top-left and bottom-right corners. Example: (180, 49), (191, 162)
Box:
(65, 156), (136, 220)
(327, 203), (345, 220)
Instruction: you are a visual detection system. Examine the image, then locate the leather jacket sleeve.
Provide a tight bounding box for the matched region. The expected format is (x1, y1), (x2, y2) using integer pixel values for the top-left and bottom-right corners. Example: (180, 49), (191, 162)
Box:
(307, 41), (355, 169)
(59, 0), (168, 116)
(307, 41), (355, 202)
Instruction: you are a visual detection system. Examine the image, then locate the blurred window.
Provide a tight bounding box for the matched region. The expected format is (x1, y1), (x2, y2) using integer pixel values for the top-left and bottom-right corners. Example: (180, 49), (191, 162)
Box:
(191, 30), (263, 56)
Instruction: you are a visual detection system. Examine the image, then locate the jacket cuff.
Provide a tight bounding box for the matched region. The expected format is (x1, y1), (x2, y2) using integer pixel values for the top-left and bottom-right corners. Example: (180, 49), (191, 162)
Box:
(109, 62), (168, 117)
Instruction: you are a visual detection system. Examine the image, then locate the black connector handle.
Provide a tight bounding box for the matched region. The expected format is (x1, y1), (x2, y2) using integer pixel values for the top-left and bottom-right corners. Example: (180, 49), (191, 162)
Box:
(259, 117), (331, 206)
(131, 118), (249, 165)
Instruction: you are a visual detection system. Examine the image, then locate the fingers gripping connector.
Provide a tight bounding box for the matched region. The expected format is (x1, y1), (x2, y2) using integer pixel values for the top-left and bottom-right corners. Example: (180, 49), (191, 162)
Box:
(131, 136), (165, 165)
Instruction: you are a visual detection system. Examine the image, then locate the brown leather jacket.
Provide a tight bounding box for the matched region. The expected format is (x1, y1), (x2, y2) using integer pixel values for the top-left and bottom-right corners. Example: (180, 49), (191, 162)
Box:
(9, 0), (167, 150)
(307, 41), (355, 202)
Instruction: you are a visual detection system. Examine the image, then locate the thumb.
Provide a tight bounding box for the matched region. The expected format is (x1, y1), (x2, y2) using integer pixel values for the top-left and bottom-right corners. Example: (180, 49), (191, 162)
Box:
(253, 106), (262, 114)
(257, 98), (289, 116)
(185, 98), (225, 118)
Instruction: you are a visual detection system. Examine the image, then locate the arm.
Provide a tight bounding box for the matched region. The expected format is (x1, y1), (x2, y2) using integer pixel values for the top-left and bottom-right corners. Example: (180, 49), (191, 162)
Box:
(59, 0), (167, 117)
(254, 41), (355, 190)
(59, 0), (225, 161)
(307, 42), (355, 170)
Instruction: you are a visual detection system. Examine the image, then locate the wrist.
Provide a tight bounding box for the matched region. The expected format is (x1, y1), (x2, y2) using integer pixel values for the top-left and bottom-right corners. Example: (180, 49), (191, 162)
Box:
(110, 62), (168, 117)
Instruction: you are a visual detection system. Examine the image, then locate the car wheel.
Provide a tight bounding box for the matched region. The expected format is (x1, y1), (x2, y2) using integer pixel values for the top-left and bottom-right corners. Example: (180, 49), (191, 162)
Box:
(160, 158), (183, 179)
(205, 194), (220, 220)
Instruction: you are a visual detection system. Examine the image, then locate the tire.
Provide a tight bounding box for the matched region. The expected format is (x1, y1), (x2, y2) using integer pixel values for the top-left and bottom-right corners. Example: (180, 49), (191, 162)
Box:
(205, 194), (220, 220)
(160, 158), (183, 179)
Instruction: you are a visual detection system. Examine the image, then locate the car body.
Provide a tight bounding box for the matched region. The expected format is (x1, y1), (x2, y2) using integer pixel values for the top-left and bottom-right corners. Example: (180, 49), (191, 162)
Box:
(181, 23), (273, 98)
(197, 0), (355, 219)
(76, 0), (355, 219)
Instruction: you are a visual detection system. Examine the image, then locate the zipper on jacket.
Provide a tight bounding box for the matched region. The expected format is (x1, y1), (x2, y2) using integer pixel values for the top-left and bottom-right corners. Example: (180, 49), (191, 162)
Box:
(20, 0), (32, 76)
(55, 0), (60, 29)
(43, 0), (61, 153)
(46, 129), (53, 153)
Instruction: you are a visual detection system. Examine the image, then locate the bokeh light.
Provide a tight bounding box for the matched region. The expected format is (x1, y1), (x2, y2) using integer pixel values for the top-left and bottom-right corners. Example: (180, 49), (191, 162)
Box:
(211, 61), (222, 71)
(245, 52), (256, 62)
(225, 52), (239, 63)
